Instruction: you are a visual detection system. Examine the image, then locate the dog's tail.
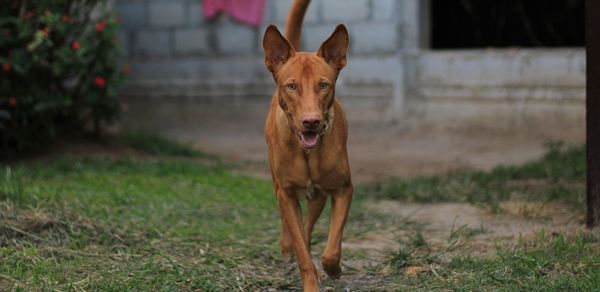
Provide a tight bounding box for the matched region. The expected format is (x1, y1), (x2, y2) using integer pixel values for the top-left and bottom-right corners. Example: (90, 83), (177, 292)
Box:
(285, 0), (311, 51)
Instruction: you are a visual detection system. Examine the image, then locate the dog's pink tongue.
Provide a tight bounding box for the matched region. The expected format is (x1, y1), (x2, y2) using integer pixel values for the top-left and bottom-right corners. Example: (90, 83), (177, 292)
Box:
(301, 133), (319, 148)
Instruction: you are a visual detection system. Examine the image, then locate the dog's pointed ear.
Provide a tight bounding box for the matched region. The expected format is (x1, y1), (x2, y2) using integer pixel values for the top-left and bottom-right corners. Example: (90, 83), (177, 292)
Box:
(263, 25), (295, 73)
(317, 24), (349, 71)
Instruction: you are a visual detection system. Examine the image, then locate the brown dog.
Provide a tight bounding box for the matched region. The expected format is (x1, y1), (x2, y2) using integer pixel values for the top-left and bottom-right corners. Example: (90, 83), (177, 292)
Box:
(262, 0), (352, 290)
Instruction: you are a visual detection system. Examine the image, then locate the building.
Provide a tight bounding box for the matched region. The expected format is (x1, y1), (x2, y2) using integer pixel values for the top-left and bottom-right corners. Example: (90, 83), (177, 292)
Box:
(116, 0), (585, 130)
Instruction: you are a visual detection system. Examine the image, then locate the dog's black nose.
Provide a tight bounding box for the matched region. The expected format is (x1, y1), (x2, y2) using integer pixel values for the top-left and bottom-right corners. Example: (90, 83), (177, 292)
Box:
(302, 117), (321, 129)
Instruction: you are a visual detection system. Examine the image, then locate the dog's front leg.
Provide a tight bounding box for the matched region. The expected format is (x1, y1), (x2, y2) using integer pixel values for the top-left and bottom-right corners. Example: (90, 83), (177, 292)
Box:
(280, 192), (302, 262)
(277, 187), (319, 291)
(321, 185), (353, 278)
(303, 193), (327, 251)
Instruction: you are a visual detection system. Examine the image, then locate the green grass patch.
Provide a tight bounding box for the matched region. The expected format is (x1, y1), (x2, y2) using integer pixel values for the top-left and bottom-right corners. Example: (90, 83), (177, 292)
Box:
(120, 129), (211, 158)
(381, 228), (600, 291)
(0, 157), (297, 290)
(400, 232), (600, 291)
(357, 143), (585, 211)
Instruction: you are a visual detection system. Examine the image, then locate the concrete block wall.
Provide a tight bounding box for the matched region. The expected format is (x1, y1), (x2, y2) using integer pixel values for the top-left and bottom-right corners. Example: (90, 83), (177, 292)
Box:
(268, 0), (401, 53)
(116, 0), (403, 62)
(115, 0), (585, 126)
(115, 0), (405, 116)
(416, 49), (586, 102)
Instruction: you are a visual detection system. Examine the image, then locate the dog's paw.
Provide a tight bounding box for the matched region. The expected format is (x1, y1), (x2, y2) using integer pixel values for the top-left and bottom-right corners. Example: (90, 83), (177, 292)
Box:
(321, 257), (342, 279)
(323, 265), (341, 279)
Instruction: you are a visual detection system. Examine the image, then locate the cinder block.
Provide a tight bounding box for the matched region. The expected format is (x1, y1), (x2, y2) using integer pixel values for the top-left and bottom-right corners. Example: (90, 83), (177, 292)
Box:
(216, 25), (257, 55)
(128, 59), (198, 78)
(174, 28), (211, 55)
(302, 25), (337, 52)
(115, 1), (146, 29)
(128, 57), (269, 80)
(322, 0), (369, 22)
(272, 0), (319, 23)
(372, 0), (395, 21)
(350, 23), (399, 54)
(343, 56), (404, 81)
(148, 1), (186, 27)
(262, 0), (276, 23)
(256, 24), (269, 54)
(196, 57), (269, 79)
(118, 30), (130, 57)
(133, 30), (171, 57)
(187, 0), (204, 26)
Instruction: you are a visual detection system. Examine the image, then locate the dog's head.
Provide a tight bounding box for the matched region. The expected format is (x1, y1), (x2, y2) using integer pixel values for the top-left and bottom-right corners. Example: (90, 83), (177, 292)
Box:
(263, 24), (349, 150)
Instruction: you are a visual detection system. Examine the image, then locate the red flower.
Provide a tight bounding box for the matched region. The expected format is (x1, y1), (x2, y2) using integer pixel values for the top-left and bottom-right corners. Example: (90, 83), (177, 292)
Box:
(94, 76), (106, 88)
(62, 15), (71, 23)
(95, 21), (106, 32)
(7, 97), (17, 107)
(42, 27), (50, 36)
(71, 41), (81, 50)
(24, 11), (35, 19)
(2, 64), (10, 73)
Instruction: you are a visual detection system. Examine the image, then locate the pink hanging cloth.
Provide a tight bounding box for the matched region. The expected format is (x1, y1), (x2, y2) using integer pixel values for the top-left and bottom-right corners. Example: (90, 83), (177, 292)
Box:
(202, 0), (266, 27)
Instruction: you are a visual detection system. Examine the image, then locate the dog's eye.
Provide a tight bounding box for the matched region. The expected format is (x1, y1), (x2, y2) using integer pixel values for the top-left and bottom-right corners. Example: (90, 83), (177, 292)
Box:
(287, 83), (297, 90)
(319, 82), (329, 90)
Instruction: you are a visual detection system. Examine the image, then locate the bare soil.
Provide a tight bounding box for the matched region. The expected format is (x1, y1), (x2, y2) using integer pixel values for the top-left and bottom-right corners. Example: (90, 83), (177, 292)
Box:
(357, 200), (585, 256)
(121, 101), (584, 183)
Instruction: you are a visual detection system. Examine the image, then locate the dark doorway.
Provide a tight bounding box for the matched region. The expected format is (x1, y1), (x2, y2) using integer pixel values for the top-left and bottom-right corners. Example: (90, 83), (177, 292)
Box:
(431, 0), (585, 49)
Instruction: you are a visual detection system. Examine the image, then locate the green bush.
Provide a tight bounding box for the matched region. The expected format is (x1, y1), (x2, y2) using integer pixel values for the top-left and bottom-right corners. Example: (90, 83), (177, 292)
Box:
(0, 0), (125, 156)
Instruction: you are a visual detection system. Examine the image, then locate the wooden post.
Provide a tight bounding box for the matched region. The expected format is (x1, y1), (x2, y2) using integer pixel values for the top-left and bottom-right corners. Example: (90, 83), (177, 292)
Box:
(586, 0), (600, 228)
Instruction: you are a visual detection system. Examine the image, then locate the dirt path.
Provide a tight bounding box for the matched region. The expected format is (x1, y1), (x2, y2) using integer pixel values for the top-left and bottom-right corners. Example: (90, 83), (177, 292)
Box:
(122, 101), (584, 183)
(327, 199), (583, 290)
(358, 200), (584, 255)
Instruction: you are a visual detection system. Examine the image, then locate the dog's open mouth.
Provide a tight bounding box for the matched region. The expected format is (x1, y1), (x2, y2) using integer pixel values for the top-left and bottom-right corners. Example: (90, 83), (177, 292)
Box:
(300, 131), (319, 149)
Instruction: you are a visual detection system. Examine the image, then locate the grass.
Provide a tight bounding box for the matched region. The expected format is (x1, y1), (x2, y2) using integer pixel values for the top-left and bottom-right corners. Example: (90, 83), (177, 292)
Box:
(120, 129), (212, 158)
(357, 142), (586, 212)
(0, 140), (596, 291)
(386, 232), (600, 291)
(1, 157), (291, 290)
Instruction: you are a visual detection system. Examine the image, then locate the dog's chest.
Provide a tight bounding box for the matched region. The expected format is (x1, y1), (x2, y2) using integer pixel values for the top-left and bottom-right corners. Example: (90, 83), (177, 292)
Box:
(275, 153), (346, 191)
(293, 180), (325, 200)
(306, 149), (345, 179)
